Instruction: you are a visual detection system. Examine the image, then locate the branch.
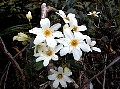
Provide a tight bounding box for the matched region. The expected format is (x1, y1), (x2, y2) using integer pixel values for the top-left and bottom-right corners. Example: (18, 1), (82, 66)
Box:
(0, 37), (26, 89)
(80, 56), (120, 89)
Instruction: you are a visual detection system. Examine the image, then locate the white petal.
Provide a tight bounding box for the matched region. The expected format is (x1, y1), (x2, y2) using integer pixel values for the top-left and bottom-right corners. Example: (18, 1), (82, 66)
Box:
(79, 42), (91, 52)
(52, 55), (58, 61)
(72, 48), (82, 61)
(64, 72), (72, 76)
(64, 18), (69, 23)
(40, 18), (50, 29)
(92, 47), (101, 52)
(96, 12), (100, 14)
(29, 27), (42, 35)
(46, 37), (57, 48)
(59, 80), (67, 88)
(43, 58), (50, 66)
(86, 36), (91, 44)
(63, 75), (72, 82)
(63, 28), (73, 39)
(57, 10), (66, 18)
(53, 80), (59, 88)
(57, 38), (68, 46)
(90, 41), (96, 46)
(34, 35), (45, 45)
(78, 25), (87, 31)
(69, 18), (78, 26)
(50, 23), (61, 31)
(48, 74), (56, 80)
(60, 47), (70, 56)
(50, 69), (57, 74)
(74, 32), (86, 40)
(52, 31), (63, 38)
(67, 13), (75, 18)
(36, 57), (43, 62)
(55, 44), (63, 53)
(90, 82), (94, 89)
(58, 67), (63, 73)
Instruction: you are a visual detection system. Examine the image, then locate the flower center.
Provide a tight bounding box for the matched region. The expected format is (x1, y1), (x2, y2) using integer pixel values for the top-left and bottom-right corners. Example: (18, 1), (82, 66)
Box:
(70, 39), (78, 47)
(91, 13), (96, 17)
(73, 26), (78, 32)
(43, 28), (52, 37)
(64, 17), (70, 21)
(46, 49), (53, 56)
(57, 73), (63, 79)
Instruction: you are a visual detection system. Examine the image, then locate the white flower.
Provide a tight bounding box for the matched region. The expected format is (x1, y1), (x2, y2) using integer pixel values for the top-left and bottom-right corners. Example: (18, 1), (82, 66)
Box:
(48, 67), (72, 88)
(87, 11), (100, 17)
(56, 10), (75, 23)
(36, 45), (63, 66)
(86, 36), (101, 52)
(57, 29), (90, 61)
(69, 17), (87, 32)
(29, 18), (63, 48)
(13, 32), (30, 42)
(26, 11), (32, 21)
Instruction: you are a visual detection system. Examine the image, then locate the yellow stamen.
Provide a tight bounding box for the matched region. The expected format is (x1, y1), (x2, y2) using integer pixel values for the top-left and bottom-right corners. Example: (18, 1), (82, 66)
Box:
(64, 17), (70, 21)
(73, 26), (78, 32)
(43, 28), (52, 37)
(70, 39), (78, 47)
(57, 73), (63, 79)
(46, 49), (53, 56)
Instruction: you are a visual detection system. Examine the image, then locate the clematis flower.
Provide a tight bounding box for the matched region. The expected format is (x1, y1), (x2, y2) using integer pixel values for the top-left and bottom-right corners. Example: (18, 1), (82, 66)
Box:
(36, 45), (63, 66)
(86, 36), (101, 52)
(26, 11), (32, 21)
(48, 67), (72, 88)
(56, 10), (75, 23)
(57, 29), (90, 61)
(29, 18), (63, 48)
(87, 11), (100, 17)
(69, 17), (87, 32)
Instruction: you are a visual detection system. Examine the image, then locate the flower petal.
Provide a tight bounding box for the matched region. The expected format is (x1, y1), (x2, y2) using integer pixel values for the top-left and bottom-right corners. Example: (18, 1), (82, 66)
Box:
(72, 48), (82, 61)
(55, 44), (63, 53)
(74, 32), (86, 41)
(63, 28), (73, 39)
(63, 75), (72, 82)
(29, 27), (42, 35)
(69, 17), (78, 26)
(78, 25), (87, 31)
(86, 36), (91, 45)
(46, 36), (57, 48)
(57, 10), (66, 18)
(50, 23), (61, 31)
(50, 69), (57, 74)
(40, 18), (50, 29)
(52, 31), (63, 38)
(67, 13), (75, 18)
(91, 41), (96, 46)
(53, 80), (59, 88)
(58, 67), (63, 73)
(52, 55), (58, 61)
(79, 42), (90, 52)
(60, 47), (70, 56)
(92, 47), (101, 52)
(43, 58), (50, 66)
(59, 80), (67, 88)
(34, 35), (45, 45)
(48, 74), (56, 80)
(36, 56), (43, 62)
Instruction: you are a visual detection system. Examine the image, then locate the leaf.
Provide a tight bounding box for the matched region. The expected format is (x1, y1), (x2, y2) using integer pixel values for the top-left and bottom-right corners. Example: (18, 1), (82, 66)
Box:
(24, 63), (33, 77)
(34, 61), (44, 71)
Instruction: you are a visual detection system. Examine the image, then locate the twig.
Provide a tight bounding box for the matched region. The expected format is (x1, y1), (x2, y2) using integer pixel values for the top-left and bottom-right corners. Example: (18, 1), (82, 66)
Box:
(103, 54), (107, 89)
(0, 37), (26, 89)
(80, 56), (120, 89)
(0, 44), (29, 89)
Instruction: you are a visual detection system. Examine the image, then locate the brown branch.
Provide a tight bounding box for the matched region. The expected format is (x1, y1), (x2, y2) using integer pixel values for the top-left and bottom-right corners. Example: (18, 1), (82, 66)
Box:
(80, 56), (120, 89)
(0, 37), (26, 89)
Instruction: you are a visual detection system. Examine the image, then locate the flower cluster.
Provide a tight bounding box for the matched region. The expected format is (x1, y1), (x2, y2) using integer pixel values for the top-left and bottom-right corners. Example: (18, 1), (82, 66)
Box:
(13, 10), (101, 88)
(29, 10), (101, 66)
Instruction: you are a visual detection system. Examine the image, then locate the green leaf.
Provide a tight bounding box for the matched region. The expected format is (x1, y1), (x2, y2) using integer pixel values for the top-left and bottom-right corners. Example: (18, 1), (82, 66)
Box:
(33, 61), (44, 71)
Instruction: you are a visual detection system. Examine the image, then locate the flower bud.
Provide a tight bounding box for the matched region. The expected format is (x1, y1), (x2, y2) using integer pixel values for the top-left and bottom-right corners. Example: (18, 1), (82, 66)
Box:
(26, 11), (32, 21)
